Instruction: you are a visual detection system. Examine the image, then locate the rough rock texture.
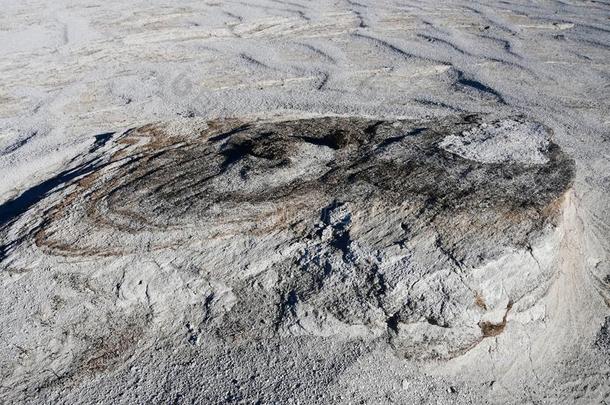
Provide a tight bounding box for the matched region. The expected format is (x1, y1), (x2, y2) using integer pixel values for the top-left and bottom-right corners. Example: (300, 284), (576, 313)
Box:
(0, 115), (580, 403)
(2, 0), (610, 402)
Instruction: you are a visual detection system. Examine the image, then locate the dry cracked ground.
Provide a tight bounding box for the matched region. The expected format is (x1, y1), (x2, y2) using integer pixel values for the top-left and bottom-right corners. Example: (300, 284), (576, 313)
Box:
(0, 0), (609, 404)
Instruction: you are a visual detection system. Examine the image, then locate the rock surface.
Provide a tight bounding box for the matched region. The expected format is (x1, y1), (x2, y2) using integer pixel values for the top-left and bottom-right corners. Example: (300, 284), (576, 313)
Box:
(1, 0), (609, 402)
(0, 115), (577, 402)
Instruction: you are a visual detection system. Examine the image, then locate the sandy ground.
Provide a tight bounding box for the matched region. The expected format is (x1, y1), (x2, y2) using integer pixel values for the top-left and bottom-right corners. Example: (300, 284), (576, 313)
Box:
(0, 0), (609, 403)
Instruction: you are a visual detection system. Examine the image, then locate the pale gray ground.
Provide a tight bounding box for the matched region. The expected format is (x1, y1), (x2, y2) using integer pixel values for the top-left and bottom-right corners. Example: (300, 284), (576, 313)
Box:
(0, 0), (609, 404)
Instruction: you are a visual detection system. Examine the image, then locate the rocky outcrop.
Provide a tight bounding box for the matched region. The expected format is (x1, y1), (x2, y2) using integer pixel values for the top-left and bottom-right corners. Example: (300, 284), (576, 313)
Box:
(0, 114), (574, 401)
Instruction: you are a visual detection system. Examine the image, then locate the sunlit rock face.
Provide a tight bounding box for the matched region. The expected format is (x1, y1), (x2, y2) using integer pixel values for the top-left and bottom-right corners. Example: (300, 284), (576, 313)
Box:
(0, 115), (573, 399)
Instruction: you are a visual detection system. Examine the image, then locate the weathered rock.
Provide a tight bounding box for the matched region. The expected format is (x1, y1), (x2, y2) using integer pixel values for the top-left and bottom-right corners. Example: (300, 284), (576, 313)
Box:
(0, 114), (574, 400)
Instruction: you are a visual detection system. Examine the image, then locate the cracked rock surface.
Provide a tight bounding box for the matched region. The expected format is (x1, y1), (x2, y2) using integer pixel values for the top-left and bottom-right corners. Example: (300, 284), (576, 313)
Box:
(0, 115), (581, 403)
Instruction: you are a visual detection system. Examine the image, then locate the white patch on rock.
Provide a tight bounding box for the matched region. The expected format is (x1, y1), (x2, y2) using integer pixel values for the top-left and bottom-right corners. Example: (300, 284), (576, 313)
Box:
(439, 119), (550, 165)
